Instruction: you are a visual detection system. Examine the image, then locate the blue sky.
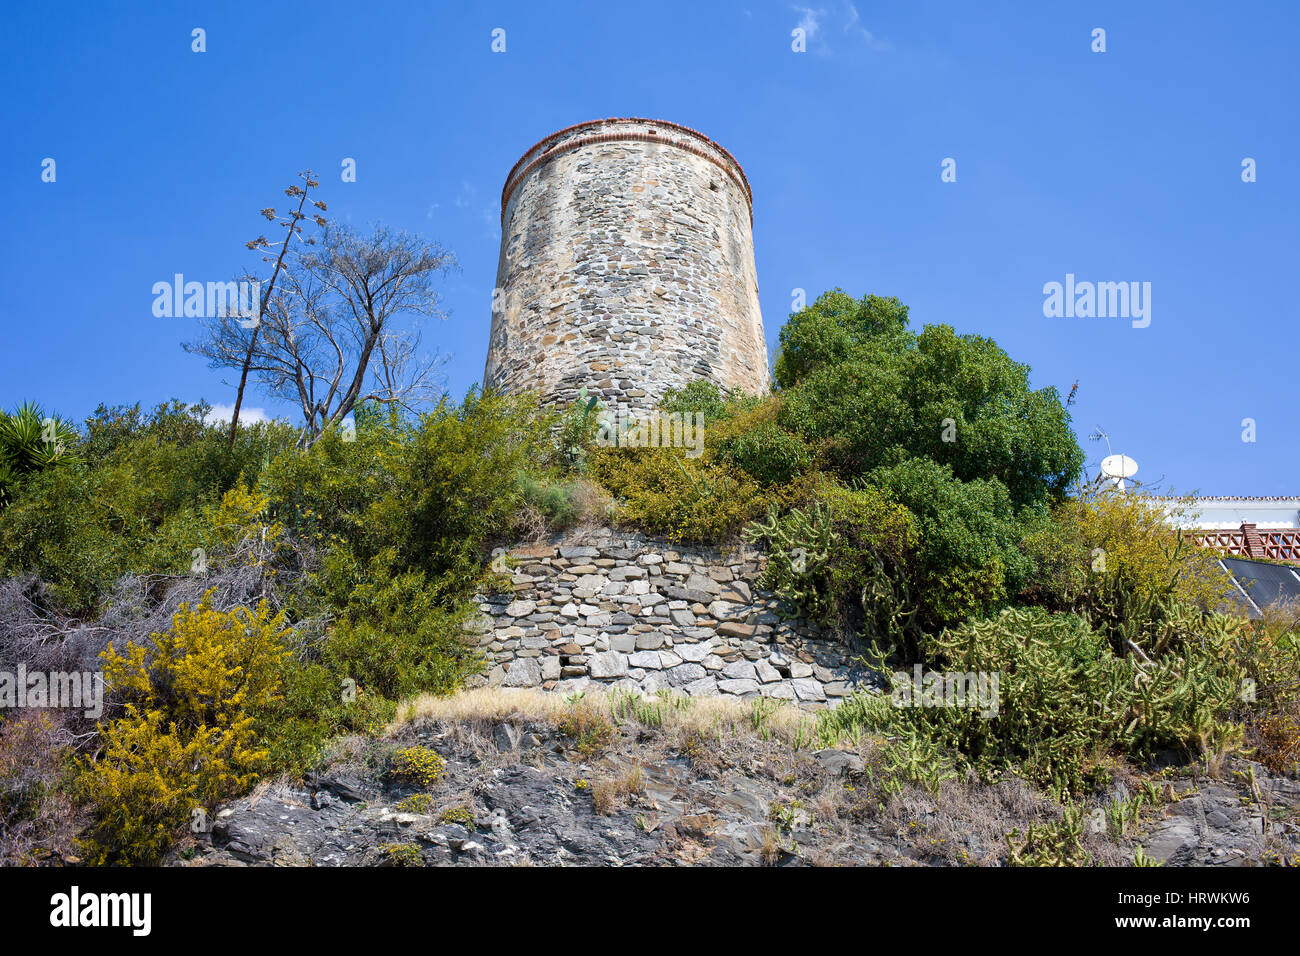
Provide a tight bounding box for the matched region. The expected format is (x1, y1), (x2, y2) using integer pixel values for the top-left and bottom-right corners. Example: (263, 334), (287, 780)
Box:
(2, 1), (1296, 494)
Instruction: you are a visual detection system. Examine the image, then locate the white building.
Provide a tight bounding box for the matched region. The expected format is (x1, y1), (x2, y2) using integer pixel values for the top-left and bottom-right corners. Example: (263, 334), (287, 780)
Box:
(1160, 496), (1300, 531)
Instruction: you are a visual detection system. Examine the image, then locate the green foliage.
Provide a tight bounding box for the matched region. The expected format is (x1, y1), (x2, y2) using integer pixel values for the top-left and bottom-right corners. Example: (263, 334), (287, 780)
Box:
(775, 291), (1082, 510)
(368, 388), (555, 596)
(0, 401), (81, 508)
(658, 379), (761, 425)
(76, 595), (290, 865)
(321, 555), (480, 701)
(865, 731), (959, 799)
(774, 290), (911, 389)
(867, 458), (1037, 629)
(820, 605), (1250, 797)
(557, 385), (605, 471)
(515, 471), (579, 527)
(1022, 485), (1233, 620)
(257, 658), (395, 776)
(746, 481), (920, 654)
(1005, 802), (1091, 866)
(588, 446), (781, 544)
(714, 419), (812, 487)
(747, 462), (1033, 647)
(0, 466), (125, 614)
(0, 400), (296, 614)
(259, 417), (396, 560)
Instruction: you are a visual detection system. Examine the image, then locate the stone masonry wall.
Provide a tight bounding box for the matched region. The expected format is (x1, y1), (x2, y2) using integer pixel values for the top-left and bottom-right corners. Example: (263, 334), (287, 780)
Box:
(464, 530), (871, 706)
(483, 118), (770, 416)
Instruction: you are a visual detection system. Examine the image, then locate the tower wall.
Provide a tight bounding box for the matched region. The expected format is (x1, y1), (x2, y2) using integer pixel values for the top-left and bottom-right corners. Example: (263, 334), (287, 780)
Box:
(484, 118), (769, 414)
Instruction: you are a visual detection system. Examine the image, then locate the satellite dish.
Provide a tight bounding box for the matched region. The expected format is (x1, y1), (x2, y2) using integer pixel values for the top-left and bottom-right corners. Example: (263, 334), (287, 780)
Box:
(1100, 454), (1138, 490)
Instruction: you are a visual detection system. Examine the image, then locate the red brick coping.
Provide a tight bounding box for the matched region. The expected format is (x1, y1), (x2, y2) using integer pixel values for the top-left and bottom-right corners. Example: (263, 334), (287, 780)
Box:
(500, 118), (753, 226)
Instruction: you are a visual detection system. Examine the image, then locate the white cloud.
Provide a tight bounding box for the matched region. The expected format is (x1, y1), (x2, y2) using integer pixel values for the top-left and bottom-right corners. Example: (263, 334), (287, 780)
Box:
(793, 5), (825, 41)
(204, 403), (271, 427)
(844, 2), (886, 48)
(794, 2), (886, 54)
(844, 3), (870, 40)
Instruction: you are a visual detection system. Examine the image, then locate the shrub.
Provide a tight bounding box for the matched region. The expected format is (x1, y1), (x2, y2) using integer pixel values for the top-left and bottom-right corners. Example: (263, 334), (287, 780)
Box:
(440, 805), (475, 828)
(866, 458), (1035, 629)
(368, 389), (554, 595)
(587, 446), (775, 544)
(775, 293), (1082, 510)
(512, 473), (613, 539)
(0, 401), (81, 509)
(773, 290), (911, 389)
(1235, 602), (1300, 774)
(257, 658), (397, 777)
(658, 379), (761, 425)
(259, 417), (395, 561)
(202, 483), (286, 566)
(0, 466), (126, 615)
(748, 462), (1036, 645)
(714, 418), (813, 487)
(397, 793), (434, 814)
(1023, 485), (1233, 620)
(1005, 803), (1092, 866)
(820, 605), (1249, 797)
(0, 400), (297, 615)
(555, 386), (606, 471)
(515, 472), (578, 527)
(746, 480), (920, 655)
(76, 595), (290, 864)
(380, 842), (422, 866)
(321, 556), (480, 701)
(388, 746), (446, 789)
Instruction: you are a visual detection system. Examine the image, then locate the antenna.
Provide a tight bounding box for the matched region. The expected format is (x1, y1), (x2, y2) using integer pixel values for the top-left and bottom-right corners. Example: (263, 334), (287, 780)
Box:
(1087, 425), (1112, 457)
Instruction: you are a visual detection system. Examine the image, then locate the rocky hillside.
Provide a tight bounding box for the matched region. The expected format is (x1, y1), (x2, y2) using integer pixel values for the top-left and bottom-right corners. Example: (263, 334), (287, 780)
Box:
(171, 689), (1300, 868)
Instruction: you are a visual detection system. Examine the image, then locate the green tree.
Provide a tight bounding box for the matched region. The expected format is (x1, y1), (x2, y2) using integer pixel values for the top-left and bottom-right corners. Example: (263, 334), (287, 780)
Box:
(777, 290), (1082, 508)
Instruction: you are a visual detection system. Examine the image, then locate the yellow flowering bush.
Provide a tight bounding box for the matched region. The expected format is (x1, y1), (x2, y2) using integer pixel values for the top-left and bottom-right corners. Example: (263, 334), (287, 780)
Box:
(76, 593), (290, 865)
(388, 746), (446, 789)
(202, 482), (285, 564)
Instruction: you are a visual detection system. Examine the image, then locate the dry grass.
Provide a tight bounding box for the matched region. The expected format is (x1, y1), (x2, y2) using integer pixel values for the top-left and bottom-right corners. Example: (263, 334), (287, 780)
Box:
(0, 711), (80, 864)
(591, 764), (644, 815)
(570, 479), (615, 525)
(759, 825), (783, 865)
(390, 686), (821, 748)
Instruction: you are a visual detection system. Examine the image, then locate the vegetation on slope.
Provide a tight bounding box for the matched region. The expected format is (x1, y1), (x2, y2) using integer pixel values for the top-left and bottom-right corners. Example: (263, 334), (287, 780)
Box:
(0, 288), (1295, 866)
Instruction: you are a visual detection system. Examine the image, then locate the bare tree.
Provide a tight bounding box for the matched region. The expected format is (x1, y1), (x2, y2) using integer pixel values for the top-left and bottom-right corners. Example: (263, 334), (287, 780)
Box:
(187, 223), (455, 444)
(225, 171), (327, 448)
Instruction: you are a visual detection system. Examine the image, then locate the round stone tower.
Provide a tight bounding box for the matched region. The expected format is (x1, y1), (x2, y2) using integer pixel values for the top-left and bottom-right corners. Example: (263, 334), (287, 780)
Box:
(484, 118), (769, 414)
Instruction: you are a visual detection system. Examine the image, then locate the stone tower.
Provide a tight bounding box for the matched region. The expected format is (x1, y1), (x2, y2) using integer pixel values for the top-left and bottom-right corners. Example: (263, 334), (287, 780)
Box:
(484, 118), (769, 414)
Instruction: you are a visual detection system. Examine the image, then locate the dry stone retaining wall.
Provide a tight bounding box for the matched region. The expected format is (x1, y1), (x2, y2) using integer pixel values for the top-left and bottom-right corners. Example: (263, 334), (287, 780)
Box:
(465, 530), (873, 705)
